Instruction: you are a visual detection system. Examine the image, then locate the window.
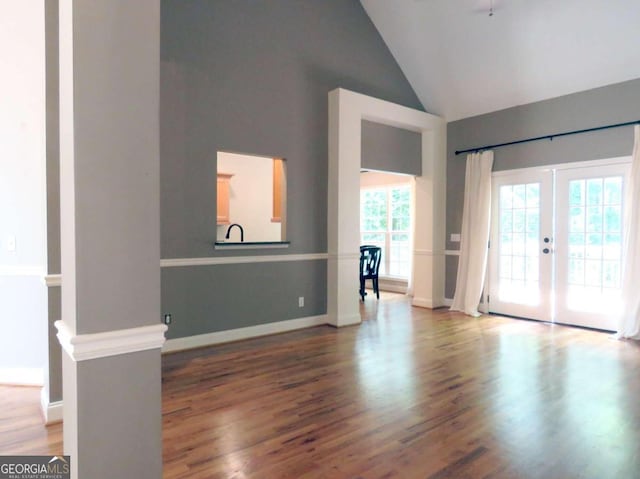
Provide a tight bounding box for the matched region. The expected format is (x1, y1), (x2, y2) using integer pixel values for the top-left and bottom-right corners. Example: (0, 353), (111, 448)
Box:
(360, 185), (411, 279)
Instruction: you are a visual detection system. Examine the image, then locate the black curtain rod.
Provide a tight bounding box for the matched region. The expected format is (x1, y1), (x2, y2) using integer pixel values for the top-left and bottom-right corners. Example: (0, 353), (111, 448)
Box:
(454, 119), (640, 156)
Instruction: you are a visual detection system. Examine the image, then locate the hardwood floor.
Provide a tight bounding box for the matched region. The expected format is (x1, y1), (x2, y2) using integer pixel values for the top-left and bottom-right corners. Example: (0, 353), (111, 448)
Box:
(3, 295), (640, 478)
(0, 385), (62, 455)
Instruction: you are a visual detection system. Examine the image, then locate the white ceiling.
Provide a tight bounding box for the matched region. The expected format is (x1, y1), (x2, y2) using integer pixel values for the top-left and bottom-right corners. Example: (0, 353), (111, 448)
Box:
(361, 0), (640, 121)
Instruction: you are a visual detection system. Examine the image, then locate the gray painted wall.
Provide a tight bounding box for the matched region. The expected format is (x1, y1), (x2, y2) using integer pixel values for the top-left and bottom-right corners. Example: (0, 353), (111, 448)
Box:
(160, 0), (423, 335)
(64, 0), (161, 335)
(76, 350), (162, 478)
(445, 78), (640, 299)
(162, 261), (327, 339)
(45, 0), (62, 402)
(361, 120), (422, 175)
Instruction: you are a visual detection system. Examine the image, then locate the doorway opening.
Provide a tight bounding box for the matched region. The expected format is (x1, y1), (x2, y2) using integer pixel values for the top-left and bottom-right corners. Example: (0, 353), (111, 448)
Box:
(359, 170), (414, 299)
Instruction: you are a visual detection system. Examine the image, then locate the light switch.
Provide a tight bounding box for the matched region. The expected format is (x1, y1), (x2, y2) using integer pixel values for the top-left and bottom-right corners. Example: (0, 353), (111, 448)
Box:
(7, 235), (16, 252)
(450, 233), (461, 242)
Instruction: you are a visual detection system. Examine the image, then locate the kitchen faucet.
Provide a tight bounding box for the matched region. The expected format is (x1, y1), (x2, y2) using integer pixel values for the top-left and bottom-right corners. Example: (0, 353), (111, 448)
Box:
(225, 223), (244, 242)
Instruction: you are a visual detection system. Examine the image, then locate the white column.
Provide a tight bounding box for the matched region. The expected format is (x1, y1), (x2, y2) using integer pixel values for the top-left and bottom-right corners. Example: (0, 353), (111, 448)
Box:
(412, 125), (447, 308)
(327, 90), (362, 327)
(58, 1), (164, 478)
(327, 88), (446, 323)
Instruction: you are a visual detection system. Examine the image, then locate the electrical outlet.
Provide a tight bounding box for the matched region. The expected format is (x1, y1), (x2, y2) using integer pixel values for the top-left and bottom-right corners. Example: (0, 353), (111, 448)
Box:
(298, 297), (304, 308)
(164, 314), (172, 325)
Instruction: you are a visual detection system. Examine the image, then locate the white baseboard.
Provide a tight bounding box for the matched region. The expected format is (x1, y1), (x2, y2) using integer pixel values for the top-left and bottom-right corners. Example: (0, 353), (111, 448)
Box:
(326, 313), (361, 328)
(442, 298), (453, 307)
(163, 314), (328, 353)
(377, 279), (407, 294)
(412, 297), (434, 309)
(0, 367), (44, 386)
(412, 297), (447, 309)
(40, 388), (63, 425)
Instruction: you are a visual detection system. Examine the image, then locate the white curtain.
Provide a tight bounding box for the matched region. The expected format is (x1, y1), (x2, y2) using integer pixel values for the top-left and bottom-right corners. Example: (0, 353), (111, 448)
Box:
(450, 151), (494, 317)
(616, 125), (640, 339)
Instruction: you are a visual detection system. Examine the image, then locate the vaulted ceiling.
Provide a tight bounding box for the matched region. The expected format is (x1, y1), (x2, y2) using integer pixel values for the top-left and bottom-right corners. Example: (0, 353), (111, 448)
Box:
(361, 0), (640, 121)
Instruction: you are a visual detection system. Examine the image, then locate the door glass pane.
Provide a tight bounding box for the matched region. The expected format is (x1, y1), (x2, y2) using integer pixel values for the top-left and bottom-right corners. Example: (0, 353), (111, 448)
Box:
(569, 180), (584, 206)
(389, 233), (410, 277)
(603, 233), (621, 259)
(565, 175), (624, 313)
(390, 187), (410, 232)
(586, 178), (603, 206)
(604, 206), (621, 232)
(604, 177), (622, 204)
(498, 182), (540, 305)
(360, 189), (387, 232)
(569, 206), (585, 232)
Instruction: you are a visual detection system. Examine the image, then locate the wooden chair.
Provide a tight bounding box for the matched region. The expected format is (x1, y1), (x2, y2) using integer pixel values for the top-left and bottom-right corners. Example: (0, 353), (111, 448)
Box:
(359, 245), (382, 300)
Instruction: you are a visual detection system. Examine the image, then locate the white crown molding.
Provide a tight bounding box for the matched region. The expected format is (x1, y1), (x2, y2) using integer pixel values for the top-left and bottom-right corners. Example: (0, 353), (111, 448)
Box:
(40, 389), (63, 425)
(55, 321), (168, 362)
(444, 250), (460, 256)
(160, 253), (328, 268)
(0, 367), (44, 386)
(0, 265), (45, 277)
(163, 314), (327, 353)
(43, 274), (62, 287)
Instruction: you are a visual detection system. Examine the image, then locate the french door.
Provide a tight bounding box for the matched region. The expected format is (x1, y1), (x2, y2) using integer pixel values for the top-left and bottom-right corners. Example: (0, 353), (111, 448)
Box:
(489, 159), (630, 331)
(489, 170), (553, 321)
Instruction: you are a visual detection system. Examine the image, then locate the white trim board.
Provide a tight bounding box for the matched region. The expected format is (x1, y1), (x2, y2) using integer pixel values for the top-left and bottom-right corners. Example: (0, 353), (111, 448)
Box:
(0, 367), (44, 386)
(55, 321), (168, 362)
(0, 265), (45, 277)
(213, 243), (290, 250)
(161, 253), (327, 268)
(376, 278), (408, 294)
(412, 297), (444, 309)
(47, 254), (329, 286)
(163, 315), (328, 353)
(41, 389), (63, 425)
(491, 156), (631, 178)
(43, 274), (62, 287)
